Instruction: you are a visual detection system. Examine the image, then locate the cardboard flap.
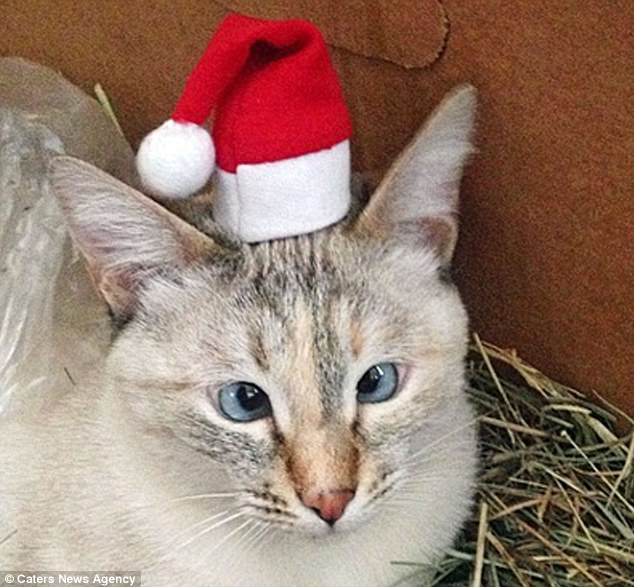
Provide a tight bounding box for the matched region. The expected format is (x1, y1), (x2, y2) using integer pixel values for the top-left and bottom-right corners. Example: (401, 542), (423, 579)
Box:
(213, 0), (448, 68)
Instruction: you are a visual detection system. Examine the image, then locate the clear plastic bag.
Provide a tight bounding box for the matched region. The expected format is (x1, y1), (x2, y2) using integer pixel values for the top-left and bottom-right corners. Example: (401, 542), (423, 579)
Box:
(0, 58), (136, 418)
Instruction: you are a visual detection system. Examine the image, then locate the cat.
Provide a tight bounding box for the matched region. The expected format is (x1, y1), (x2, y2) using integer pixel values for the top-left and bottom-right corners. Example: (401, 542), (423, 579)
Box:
(0, 86), (477, 587)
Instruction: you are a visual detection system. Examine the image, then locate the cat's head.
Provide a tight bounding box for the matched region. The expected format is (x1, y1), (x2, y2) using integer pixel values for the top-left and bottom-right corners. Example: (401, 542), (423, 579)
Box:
(51, 87), (477, 541)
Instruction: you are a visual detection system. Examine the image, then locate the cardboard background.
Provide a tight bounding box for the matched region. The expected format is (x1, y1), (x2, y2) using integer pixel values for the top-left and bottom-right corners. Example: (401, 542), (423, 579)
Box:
(1, 1), (632, 416)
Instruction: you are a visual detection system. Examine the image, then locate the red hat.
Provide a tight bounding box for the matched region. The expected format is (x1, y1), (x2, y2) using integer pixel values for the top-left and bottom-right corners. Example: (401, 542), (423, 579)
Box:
(137, 14), (353, 243)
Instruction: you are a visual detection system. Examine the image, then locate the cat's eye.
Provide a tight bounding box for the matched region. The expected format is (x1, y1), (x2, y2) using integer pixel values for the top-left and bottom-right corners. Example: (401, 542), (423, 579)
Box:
(356, 363), (400, 404)
(218, 382), (272, 422)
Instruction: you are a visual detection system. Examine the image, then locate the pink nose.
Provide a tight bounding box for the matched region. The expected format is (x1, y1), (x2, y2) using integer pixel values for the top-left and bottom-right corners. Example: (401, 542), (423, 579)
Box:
(301, 489), (355, 526)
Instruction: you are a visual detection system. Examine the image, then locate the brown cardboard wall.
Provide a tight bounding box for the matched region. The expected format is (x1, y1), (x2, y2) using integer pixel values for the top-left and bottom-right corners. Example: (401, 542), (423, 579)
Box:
(1, 1), (632, 415)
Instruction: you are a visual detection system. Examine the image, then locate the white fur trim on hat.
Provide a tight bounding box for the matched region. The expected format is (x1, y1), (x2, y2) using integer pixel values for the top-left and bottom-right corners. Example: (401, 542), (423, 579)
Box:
(136, 120), (215, 199)
(213, 140), (351, 242)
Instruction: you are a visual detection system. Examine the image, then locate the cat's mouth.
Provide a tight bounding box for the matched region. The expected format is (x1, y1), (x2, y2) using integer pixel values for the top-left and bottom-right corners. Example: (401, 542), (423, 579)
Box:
(240, 492), (353, 536)
(240, 475), (399, 536)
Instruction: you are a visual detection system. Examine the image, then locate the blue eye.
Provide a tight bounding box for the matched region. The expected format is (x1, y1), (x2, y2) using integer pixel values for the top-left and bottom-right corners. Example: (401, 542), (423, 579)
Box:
(356, 363), (399, 404)
(218, 382), (272, 422)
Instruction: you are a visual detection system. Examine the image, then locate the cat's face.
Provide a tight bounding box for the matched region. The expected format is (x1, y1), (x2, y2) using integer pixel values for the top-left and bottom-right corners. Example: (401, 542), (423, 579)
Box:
(107, 228), (468, 536)
(51, 86), (477, 547)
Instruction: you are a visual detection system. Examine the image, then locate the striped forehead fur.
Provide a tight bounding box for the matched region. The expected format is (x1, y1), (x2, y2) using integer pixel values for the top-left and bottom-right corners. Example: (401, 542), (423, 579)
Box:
(241, 232), (354, 417)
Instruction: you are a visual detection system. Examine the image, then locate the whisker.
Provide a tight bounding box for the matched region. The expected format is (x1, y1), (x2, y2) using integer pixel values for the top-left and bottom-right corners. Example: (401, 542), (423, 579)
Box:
(230, 519), (261, 555)
(405, 415), (478, 466)
(144, 508), (241, 574)
(132, 492), (239, 512)
(243, 522), (271, 556)
(388, 494), (446, 506)
(203, 517), (253, 560)
(178, 510), (245, 551)
(168, 508), (236, 546)
(213, 519), (271, 573)
(393, 482), (453, 496)
(404, 442), (475, 474)
(164, 492), (239, 504)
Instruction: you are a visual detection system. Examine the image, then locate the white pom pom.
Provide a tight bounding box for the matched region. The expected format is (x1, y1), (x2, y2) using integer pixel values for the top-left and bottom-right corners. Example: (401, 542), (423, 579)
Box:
(136, 120), (215, 199)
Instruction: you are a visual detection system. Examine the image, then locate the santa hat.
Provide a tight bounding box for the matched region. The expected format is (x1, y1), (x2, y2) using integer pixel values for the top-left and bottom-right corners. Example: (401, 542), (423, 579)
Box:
(136, 14), (352, 243)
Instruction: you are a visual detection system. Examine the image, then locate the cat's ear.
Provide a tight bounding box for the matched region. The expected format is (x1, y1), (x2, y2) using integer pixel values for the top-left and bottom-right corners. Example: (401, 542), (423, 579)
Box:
(354, 85), (476, 264)
(50, 156), (224, 320)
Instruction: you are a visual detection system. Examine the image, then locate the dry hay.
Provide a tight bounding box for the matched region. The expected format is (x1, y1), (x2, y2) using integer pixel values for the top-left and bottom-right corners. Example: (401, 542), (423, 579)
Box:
(423, 335), (634, 587)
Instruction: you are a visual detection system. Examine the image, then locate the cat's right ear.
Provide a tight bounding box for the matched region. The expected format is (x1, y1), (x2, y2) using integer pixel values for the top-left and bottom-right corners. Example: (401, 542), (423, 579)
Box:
(50, 156), (224, 321)
(353, 85), (476, 265)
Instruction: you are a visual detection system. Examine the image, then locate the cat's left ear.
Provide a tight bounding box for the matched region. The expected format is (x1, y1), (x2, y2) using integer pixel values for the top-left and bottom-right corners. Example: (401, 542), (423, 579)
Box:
(50, 156), (225, 320)
(353, 85), (476, 264)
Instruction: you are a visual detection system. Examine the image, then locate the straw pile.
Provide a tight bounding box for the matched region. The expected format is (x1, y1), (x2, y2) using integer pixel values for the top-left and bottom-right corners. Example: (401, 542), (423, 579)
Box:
(428, 335), (633, 587)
